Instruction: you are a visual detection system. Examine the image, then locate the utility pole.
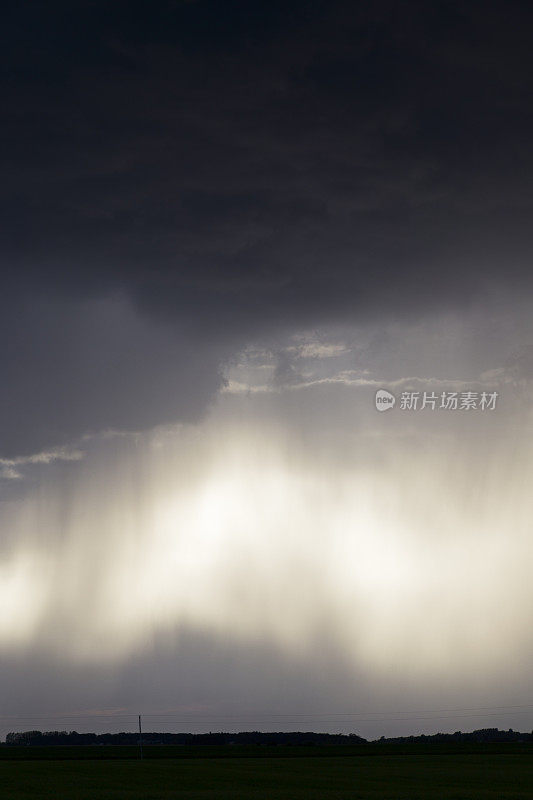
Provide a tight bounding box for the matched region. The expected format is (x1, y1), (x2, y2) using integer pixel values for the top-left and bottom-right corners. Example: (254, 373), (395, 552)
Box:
(138, 714), (143, 760)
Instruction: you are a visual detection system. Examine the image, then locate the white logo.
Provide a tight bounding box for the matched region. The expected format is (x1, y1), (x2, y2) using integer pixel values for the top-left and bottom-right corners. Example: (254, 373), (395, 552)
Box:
(375, 389), (396, 411)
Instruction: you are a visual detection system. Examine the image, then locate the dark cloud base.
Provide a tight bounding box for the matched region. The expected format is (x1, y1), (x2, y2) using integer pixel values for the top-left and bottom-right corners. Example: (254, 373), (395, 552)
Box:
(2, 0), (532, 454)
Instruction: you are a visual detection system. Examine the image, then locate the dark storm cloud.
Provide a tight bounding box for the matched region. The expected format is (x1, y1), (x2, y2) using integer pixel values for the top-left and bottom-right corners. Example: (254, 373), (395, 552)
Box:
(2, 0), (533, 454)
(0, 294), (229, 458)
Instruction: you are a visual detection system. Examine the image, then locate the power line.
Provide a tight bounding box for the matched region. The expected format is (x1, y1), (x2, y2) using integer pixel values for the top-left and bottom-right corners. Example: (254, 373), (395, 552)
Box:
(0, 703), (533, 725)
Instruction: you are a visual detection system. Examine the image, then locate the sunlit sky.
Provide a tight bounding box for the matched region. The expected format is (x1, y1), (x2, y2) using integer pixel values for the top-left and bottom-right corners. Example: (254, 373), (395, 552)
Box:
(2, 1), (533, 741)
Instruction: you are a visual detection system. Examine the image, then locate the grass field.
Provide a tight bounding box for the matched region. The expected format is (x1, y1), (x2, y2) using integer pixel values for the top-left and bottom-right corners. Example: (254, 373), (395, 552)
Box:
(1, 749), (533, 799)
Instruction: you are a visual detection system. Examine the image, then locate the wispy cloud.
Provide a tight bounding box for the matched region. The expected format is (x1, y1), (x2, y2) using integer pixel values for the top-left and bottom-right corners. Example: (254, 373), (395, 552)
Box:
(222, 371), (503, 395)
(287, 342), (351, 359)
(0, 446), (85, 479)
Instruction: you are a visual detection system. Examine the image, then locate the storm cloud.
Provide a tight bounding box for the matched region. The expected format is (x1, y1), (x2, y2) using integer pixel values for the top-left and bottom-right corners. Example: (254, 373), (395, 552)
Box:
(2, 1), (533, 740)
(2, 0), (533, 455)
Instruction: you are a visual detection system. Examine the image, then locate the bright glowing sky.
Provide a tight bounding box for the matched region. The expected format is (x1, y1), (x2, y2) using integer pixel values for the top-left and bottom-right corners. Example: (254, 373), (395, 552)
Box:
(2, 300), (533, 739)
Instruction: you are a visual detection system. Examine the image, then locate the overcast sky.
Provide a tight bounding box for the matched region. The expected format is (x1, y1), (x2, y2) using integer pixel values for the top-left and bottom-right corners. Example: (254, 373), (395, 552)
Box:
(2, 0), (533, 740)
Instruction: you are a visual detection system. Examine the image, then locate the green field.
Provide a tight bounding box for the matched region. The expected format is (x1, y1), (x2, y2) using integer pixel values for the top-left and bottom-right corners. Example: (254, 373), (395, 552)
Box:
(1, 748), (533, 799)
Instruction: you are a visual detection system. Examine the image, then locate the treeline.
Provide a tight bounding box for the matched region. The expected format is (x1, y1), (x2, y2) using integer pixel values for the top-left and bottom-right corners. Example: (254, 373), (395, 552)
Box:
(376, 728), (533, 744)
(5, 727), (533, 747)
(4, 730), (367, 746)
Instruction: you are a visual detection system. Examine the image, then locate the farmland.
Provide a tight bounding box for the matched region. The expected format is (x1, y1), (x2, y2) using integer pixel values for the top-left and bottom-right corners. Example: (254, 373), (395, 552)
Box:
(1, 744), (533, 799)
